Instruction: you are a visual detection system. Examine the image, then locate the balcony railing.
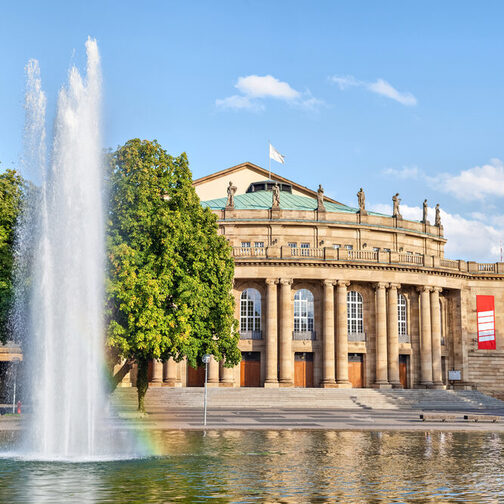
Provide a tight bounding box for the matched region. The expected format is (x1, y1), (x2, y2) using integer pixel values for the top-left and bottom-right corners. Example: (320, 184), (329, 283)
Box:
(232, 245), (504, 275)
(348, 332), (366, 342)
(398, 333), (410, 344)
(348, 250), (378, 261)
(398, 253), (423, 265)
(240, 330), (262, 340)
(291, 247), (324, 258)
(478, 263), (496, 272)
(233, 247), (266, 257)
(293, 330), (316, 340)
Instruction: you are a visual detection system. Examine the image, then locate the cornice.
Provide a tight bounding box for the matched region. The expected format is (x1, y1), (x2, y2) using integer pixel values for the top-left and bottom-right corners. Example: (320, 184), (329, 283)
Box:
(232, 258), (504, 281)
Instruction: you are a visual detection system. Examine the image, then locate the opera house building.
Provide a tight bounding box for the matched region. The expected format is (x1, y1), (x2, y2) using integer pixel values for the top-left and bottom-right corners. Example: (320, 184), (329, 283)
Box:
(135, 162), (504, 396)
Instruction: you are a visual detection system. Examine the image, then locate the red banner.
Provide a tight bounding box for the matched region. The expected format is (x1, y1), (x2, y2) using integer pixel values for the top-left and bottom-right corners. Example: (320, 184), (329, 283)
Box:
(477, 295), (496, 350)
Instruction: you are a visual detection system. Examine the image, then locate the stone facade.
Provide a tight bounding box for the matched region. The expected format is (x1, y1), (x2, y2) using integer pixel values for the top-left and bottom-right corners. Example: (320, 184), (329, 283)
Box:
(128, 163), (504, 393)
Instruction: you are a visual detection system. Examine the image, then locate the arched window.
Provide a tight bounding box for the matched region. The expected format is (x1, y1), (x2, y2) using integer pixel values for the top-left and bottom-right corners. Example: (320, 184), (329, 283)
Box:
(240, 289), (261, 335)
(347, 291), (363, 334)
(398, 293), (407, 338)
(294, 289), (314, 333)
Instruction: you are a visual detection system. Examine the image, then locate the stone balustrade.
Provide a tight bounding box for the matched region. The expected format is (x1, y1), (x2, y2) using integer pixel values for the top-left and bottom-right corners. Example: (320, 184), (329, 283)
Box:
(232, 246), (504, 275)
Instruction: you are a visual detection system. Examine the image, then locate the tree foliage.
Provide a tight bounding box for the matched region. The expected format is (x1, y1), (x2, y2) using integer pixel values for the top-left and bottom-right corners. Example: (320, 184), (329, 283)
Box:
(106, 139), (240, 411)
(0, 167), (26, 344)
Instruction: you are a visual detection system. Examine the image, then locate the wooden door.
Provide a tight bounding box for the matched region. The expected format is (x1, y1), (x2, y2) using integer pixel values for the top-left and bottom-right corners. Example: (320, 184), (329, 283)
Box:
(399, 355), (408, 389)
(348, 354), (363, 388)
(187, 365), (205, 387)
(240, 352), (261, 387)
(294, 353), (313, 387)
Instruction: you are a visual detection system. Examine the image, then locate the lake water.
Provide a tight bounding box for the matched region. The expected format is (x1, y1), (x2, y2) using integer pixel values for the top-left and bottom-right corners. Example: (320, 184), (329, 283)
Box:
(1, 430), (503, 503)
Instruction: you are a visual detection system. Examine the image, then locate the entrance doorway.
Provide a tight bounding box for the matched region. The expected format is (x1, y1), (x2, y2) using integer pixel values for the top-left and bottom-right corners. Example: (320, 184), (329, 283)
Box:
(399, 355), (409, 388)
(294, 352), (313, 387)
(187, 365), (205, 387)
(240, 352), (261, 387)
(348, 353), (363, 388)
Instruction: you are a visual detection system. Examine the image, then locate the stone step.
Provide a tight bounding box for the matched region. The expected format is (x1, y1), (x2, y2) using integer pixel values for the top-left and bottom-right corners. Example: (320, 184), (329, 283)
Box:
(111, 387), (504, 412)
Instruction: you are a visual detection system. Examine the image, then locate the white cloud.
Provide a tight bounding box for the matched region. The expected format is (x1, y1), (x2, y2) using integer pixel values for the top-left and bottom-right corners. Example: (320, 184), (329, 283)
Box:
(368, 79), (417, 106)
(382, 166), (420, 180)
(431, 158), (504, 200)
(235, 75), (300, 100)
(369, 203), (503, 262)
(216, 74), (322, 111)
(214, 95), (263, 112)
(330, 75), (417, 106)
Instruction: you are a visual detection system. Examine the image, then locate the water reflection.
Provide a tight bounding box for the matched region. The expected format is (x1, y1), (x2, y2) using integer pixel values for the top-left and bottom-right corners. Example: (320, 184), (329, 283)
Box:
(1, 430), (503, 503)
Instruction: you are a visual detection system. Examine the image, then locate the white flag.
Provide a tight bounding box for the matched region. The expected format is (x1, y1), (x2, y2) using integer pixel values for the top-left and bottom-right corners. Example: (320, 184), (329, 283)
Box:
(269, 143), (285, 164)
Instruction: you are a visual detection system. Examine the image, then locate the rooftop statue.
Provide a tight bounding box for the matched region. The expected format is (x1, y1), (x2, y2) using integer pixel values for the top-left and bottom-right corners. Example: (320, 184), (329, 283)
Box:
(435, 203), (441, 226)
(317, 184), (325, 211)
(392, 193), (402, 219)
(272, 183), (281, 208)
(422, 199), (428, 224)
(226, 181), (237, 208)
(357, 187), (366, 214)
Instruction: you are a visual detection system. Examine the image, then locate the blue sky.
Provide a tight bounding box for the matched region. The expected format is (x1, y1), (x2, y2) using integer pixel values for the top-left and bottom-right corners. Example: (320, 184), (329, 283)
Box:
(2, 1), (504, 260)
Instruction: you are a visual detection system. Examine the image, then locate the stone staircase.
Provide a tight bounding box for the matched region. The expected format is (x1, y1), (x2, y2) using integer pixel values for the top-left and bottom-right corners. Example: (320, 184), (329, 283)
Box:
(111, 387), (504, 412)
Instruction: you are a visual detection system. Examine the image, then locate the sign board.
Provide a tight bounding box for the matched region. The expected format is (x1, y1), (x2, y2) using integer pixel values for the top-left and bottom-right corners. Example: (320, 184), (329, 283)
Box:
(448, 370), (461, 381)
(477, 295), (496, 350)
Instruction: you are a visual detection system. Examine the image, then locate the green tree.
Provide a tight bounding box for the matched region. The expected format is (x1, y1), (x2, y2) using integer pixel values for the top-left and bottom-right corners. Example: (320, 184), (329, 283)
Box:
(0, 167), (26, 343)
(106, 139), (240, 412)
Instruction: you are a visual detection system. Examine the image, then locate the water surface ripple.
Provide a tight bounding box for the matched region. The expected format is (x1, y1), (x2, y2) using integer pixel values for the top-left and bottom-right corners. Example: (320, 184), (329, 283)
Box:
(0, 430), (502, 503)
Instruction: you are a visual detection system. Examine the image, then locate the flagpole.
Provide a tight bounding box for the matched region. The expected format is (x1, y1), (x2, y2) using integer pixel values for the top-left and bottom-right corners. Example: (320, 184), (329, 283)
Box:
(268, 140), (271, 179)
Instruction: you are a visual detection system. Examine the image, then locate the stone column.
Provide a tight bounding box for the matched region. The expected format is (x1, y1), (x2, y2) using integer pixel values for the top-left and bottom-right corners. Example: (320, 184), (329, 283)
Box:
(374, 283), (391, 388)
(163, 357), (178, 387)
(151, 359), (163, 387)
(264, 279), (279, 387)
(322, 280), (336, 387)
(207, 355), (220, 387)
(387, 284), (401, 388)
(335, 280), (351, 387)
(279, 278), (293, 386)
(418, 286), (433, 387)
(220, 361), (235, 387)
(430, 287), (444, 388)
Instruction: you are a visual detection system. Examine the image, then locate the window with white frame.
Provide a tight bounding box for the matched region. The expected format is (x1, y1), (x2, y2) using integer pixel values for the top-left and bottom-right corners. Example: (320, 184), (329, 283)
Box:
(398, 293), (407, 337)
(300, 242), (310, 256)
(345, 244), (353, 250)
(294, 289), (314, 333)
(347, 291), (363, 334)
(333, 244), (341, 249)
(288, 242), (297, 248)
(240, 288), (261, 332)
(241, 241), (251, 248)
(254, 241), (264, 248)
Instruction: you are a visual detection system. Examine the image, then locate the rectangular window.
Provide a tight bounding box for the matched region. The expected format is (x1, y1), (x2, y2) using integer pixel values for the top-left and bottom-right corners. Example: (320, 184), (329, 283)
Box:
(241, 242), (251, 248)
(383, 248), (391, 252)
(288, 242), (297, 248)
(373, 247), (380, 252)
(300, 243), (310, 256)
(254, 242), (264, 248)
(406, 251), (413, 255)
(333, 244), (341, 249)
(345, 244), (353, 250)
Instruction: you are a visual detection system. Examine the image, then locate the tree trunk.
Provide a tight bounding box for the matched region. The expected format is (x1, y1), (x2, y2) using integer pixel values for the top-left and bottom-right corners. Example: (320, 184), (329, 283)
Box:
(107, 359), (134, 394)
(137, 358), (149, 413)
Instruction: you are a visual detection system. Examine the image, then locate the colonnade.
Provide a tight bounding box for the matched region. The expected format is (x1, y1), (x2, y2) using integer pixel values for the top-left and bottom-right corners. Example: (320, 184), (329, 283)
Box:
(146, 279), (445, 389)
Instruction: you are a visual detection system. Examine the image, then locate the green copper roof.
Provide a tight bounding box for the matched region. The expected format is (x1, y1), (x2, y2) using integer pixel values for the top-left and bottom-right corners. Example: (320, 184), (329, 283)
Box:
(201, 190), (387, 216)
